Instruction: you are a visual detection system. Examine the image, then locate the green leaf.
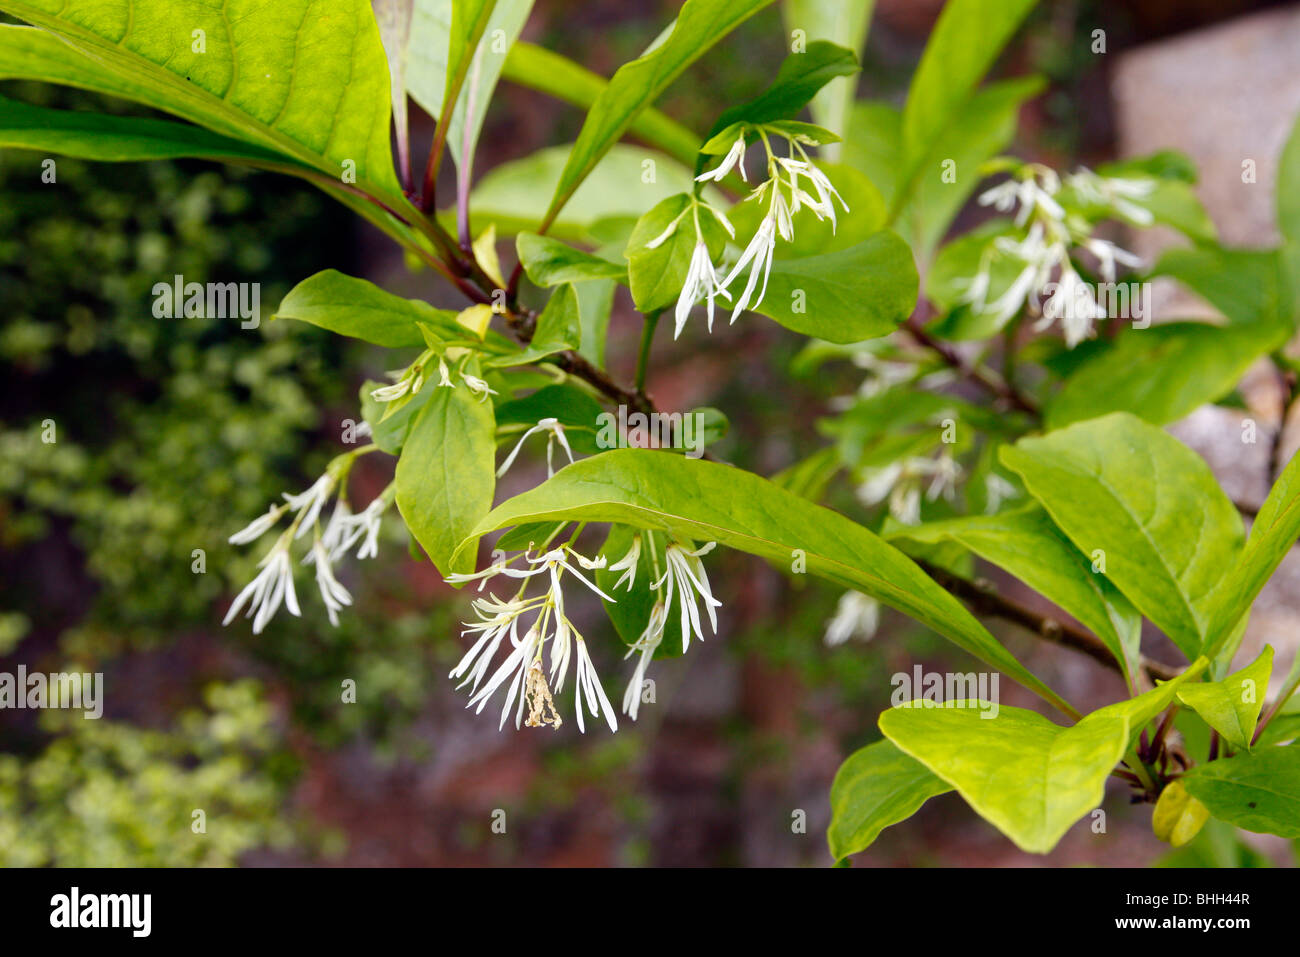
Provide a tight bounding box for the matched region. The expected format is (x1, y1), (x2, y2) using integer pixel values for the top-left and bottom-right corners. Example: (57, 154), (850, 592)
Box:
(904, 77), (1043, 262)
(540, 0), (774, 230)
(465, 144), (719, 241)
(0, 0), (402, 203)
(276, 270), (495, 349)
(457, 449), (1076, 715)
(704, 40), (858, 151)
(751, 232), (919, 343)
(1279, 111), (1300, 248)
(0, 94), (309, 167)
(516, 233), (627, 287)
(1046, 321), (1289, 430)
(900, 0), (1036, 171)
(1206, 449), (1300, 654)
(1177, 646), (1273, 751)
(484, 283), (581, 368)
(879, 700), (1127, 854)
(1150, 246), (1290, 330)
(395, 381), (496, 575)
(890, 506), (1142, 683)
(827, 738), (951, 861)
(780, 0), (875, 161)
(1182, 744), (1300, 838)
(1001, 413), (1243, 659)
(500, 41), (702, 170)
(625, 194), (728, 314)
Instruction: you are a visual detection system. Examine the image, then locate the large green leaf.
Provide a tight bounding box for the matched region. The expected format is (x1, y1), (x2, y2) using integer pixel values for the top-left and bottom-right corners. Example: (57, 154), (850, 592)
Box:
(0, 0), (402, 203)
(899, 0), (1036, 184)
(455, 450), (1076, 715)
(1001, 413), (1243, 659)
(540, 0), (774, 231)
(0, 94), (307, 167)
(1177, 646), (1273, 751)
(1182, 744), (1300, 838)
(1150, 246), (1291, 330)
(395, 381), (496, 575)
(1046, 321), (1288, 430)
(890, 505), (1142, 683)
(879, 701), (1127, 854)
(516, 233), (627, 287)
(752, 232), (919, 343)
(1205, 449), (1300, 653)
(827, 738), (951, 861)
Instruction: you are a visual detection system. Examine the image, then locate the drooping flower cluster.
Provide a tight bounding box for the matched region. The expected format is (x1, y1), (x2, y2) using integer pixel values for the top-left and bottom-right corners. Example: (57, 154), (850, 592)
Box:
(659, 122), (849, 338)
(855, 452), (963, 526)
(823, 591), (881, 647)
(371, 345), (496, 406)
(445, 532), (722, 731)
(961, 163), (1151, 347)
(223, 447), (393, 633)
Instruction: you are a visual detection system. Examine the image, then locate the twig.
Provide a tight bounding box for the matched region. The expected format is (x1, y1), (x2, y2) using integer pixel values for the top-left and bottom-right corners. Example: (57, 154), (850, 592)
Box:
(905, 318), (1041, 418)
(918, 560), (1179, 682)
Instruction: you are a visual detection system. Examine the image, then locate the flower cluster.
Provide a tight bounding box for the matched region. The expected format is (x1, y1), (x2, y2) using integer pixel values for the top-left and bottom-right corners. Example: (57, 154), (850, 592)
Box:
(962, 163), (1151, 347)
(660, 122), (848, 338)
(371, 346), (496, 406)
(223, 447), (393, 633)
(445, 532), (721, 731)
(855, 452), (962, 526)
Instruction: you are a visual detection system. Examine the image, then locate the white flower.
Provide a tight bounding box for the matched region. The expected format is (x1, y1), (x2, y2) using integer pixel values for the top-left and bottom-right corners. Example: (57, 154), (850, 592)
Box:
(311, 540), (353, 626)
(673, 240), (731, 337)
(228, 503), (287, 546)
(303, 500), (352, 565)
(437, 357), (454, 388)
(573, 637), (618, 733)
(446, 544), (619, 731)
(496, 417), (576, 478)
(607, 535), (642, 591)
(1082, 237), (1142, 283)
(1038, 266), (1105, 347)
(824, 591), (880, 647)
(1067, 168), (1156, 225)
(984, 474), (1020, 514)
(461, 373), (497, 401)
(721, 211), (778, 321)
(622, 600), (666, 720)
(222, 539), (301, 634)
(696, 131), (748, 183)
(652, 541), (721, 653)
(283, 473), (334, 540)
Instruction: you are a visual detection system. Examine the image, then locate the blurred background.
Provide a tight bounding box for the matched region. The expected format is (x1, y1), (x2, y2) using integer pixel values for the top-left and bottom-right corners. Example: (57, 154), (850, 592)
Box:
(2, 0), (1298, 867)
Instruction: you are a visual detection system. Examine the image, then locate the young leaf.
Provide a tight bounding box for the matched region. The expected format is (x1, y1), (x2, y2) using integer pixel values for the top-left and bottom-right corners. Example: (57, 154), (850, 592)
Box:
(483, 283), (581, 368)
(890, 505), (1142, 683)
(780, 1), (875, 160)
(516, 233), (628, 287)
(827, 738), (951, 861)
(500, 41), (703, 171)
(1176, 645), (1273, 751)
(395, 381), (496, 575)
(1182, 744), (1300, 838)
(879, 701), (1128, 854)
(702, 40), (858, 153)
(752, 232), (919, 343)
(540, 0), (774, 231)
(1151, 780), (1210, 847)
(1001, 413), (1244, 659)
(276, 270), (500, 349)
(0, 0), (403, 203)
(455, 449), (1077, 716)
